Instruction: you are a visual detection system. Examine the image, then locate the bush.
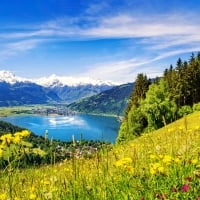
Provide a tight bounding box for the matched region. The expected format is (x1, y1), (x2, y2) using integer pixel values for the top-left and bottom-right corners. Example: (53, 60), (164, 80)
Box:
(178, 105), (193, 117)
(192, 102), (200, 111)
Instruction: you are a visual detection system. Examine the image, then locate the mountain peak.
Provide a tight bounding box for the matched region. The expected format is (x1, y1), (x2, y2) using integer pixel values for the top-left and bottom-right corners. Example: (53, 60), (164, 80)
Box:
(34, 75), (116, 87)
(0, 70), (117, 87)
(0, 70), (29, 84)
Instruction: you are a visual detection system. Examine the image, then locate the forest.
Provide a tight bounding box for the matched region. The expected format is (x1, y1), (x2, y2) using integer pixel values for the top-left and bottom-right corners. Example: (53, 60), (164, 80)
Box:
(117, 53), (200, 142)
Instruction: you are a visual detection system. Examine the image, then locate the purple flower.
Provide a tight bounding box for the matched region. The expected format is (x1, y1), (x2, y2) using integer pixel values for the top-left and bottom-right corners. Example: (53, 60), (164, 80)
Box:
(181, 184), (190, 192)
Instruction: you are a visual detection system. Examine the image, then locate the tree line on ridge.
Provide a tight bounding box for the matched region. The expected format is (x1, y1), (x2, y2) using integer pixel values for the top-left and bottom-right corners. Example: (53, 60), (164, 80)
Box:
(117, 53), (200, 143)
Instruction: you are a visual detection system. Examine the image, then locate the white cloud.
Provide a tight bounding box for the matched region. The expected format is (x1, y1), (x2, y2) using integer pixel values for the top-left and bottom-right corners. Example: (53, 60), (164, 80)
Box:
(0, 39), (42, 58)
(1, 11), (200, 82)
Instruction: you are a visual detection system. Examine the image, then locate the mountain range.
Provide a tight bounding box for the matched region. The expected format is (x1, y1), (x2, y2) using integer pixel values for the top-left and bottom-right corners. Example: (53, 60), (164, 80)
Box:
(67, 83), (134, 116)
(0, 70), (115, 106)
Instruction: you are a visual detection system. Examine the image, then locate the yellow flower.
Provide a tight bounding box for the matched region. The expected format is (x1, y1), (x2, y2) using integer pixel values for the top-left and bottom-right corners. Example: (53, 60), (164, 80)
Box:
(150, 168), (156, 175)
(158, 166), (164, 173)
(126, 166), (134, 174)
(0, 148), (3, 157)
(13, 135), (21, 144)
(152, 162), (161, 169)
(21, 130), (30, 137)
(191, 159), (198, 165)
(162, 155), (172, 164)
(174, 157), (181, 164)
(29, 193), (37, 200)
(0, 133), (13, 146)
(0, 193), (7, 200)
(115, 157), (132, 167)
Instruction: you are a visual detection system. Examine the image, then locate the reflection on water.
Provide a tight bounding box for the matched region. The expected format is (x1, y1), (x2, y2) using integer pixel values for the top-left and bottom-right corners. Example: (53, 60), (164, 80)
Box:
(0, 114), (120, 143)
(49, 116), (87, 127)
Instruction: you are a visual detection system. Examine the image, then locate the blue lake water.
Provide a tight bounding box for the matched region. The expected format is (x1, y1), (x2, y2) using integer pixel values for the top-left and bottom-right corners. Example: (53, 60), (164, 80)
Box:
(0, 114), (120, 143)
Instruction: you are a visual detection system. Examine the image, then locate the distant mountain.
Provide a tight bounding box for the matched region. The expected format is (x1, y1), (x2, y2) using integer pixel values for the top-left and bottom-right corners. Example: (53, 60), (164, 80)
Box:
(67, 83), (134, 116)
(34, 74), (114, 87)
(0, 81), (60, 106)
(0, 70), (116, 105)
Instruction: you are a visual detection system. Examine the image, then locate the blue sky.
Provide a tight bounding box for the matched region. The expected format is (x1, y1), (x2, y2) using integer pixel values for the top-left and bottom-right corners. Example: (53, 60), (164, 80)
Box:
(0, 0), (200, 83)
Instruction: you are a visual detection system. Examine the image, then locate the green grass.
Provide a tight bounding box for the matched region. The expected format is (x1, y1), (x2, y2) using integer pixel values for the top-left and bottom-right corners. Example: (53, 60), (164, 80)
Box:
(0, 105), (54, 116)
(0, 112), (200, 199)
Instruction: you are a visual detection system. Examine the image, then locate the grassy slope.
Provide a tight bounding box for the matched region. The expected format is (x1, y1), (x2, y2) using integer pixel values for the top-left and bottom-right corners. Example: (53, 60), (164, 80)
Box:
(67, 83), (134, 116)
(0, 112), (200, 199)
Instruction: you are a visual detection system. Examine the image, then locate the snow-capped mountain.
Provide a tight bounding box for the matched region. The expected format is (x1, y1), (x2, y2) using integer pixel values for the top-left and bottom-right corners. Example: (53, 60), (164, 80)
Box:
(34, 74), (115, 87)
(0, 70), (115, 87)
(0, 70), (116, 106)
(0, 70), (29, 84)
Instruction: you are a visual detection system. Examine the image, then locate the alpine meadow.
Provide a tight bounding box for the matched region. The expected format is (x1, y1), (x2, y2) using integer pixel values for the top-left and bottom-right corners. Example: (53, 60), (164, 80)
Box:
(0, 53), (199, 199)
(0, 0), (200, 199)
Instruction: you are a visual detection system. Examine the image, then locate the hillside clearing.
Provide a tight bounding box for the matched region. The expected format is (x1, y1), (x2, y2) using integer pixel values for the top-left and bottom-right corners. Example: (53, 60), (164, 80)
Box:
(0, 112), (199, 199)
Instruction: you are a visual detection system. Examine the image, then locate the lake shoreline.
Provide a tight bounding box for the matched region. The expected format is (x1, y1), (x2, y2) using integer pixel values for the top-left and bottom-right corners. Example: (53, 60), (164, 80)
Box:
(0, 113), (120, 143)
(0, 105), (124, 120)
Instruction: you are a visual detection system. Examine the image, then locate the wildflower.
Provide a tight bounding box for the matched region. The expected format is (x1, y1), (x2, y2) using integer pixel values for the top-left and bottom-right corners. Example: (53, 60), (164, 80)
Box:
(150, 168), (156, 175)
(191, 159), (198, 165)
(13, 135), (21, 144)
(29, 193), (37, 199)
(126, 166), (134, 174)
(21, 130), (30, 137)
(0, 193), (7, 200)
(115, 157), (132, 167)
(181, 184), (190, 192)
(0, 147), (3, 157)
(162, 155), (172, 164)
(0, 133), (13, 146)
(158, 166), (164, 173)
(178, 126), (184, 131)
(172, 187), (177, 192)
(174, 157), (181, 164)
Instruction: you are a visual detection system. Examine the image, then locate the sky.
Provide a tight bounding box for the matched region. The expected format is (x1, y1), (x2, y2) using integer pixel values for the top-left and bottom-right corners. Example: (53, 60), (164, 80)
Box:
(0, 0), (200, 83)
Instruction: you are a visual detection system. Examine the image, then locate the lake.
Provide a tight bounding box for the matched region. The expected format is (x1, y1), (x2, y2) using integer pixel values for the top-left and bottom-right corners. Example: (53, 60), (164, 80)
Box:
(0, 114), (120, 143)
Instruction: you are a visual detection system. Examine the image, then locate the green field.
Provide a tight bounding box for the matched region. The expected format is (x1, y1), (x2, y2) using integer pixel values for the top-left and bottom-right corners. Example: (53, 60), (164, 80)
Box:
(0, 105), (55, 117)
(0, 112), (199, 199)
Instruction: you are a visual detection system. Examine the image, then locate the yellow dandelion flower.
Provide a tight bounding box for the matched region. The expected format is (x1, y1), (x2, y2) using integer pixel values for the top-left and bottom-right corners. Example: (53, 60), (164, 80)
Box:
(14, 197), (21, 200)
(21, 130), (30, 137)
(0, 133), (13, 146)
(150, 167), (156, 175)
(126, 166), (134, 174)
(29, 193), (37, 200)
(163, 155), (172, 164)
(0, 193), (7, 200)
(152, 162), (161, 169)
(158, 166), (164, 173)
(178, 126), (184, 130)
(13, 135), (21, 144)
(191, 159), (198, 165)
(115, 157), (132, 167)
(174, 157), (181, 164)
(0, 148), (3, 157)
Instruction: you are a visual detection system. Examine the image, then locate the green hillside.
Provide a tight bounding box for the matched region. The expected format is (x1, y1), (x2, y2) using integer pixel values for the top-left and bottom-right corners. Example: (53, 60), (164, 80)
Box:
(0, 112), (199, 199)
(67, 82), (134, 116)
(0, 121), (108, 167)
(118, 53), (200, 142)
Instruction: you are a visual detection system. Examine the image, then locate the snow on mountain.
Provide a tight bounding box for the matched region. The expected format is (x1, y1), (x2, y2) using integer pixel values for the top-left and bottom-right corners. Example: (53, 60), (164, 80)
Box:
(34, 74), (116, 87)
(0, 70), (116, 87)
(0, 70), (28, 84)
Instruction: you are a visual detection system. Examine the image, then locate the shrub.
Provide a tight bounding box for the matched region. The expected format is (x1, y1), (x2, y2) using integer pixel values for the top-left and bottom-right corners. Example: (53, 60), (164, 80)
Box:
(192, 102), (200, 111)
(178, 105), (193, 117)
